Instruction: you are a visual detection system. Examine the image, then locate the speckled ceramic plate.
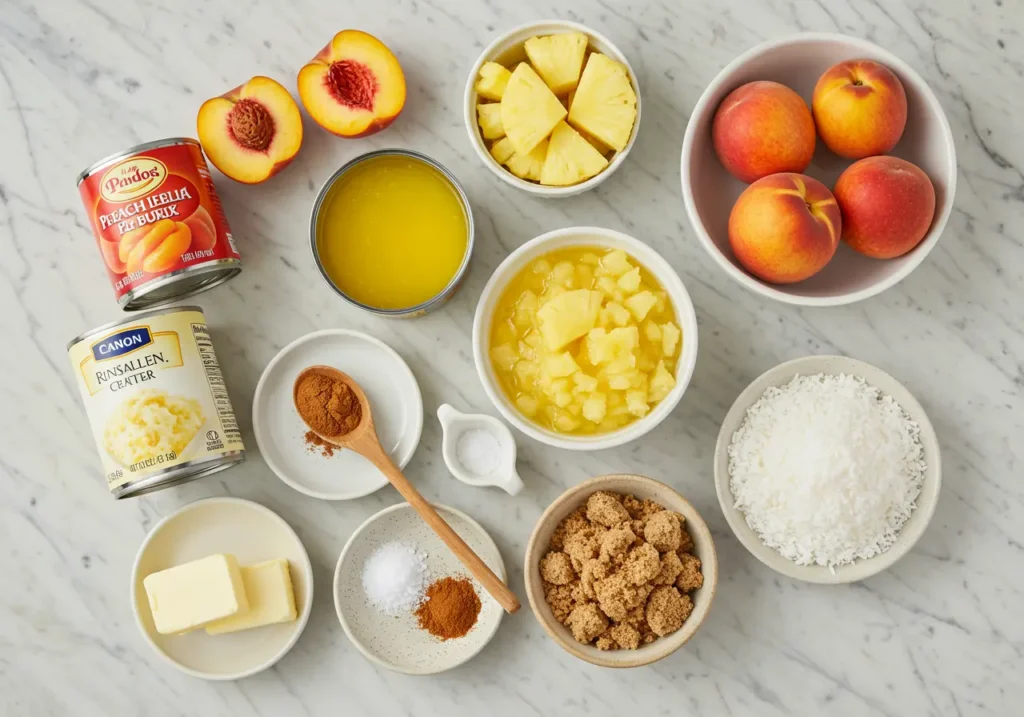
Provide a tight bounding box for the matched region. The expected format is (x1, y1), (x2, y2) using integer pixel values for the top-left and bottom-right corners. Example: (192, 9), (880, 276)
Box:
(333, 503), (506, 674)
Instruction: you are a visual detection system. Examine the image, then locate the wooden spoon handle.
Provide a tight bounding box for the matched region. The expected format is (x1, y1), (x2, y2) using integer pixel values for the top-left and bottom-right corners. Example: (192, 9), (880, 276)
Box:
(358, 438), (521, 614)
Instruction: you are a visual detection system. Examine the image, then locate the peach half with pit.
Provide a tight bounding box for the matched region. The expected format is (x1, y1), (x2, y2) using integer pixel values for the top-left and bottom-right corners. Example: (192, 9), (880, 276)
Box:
(197, 76), (303, 184)
(297, 30), (406, 138)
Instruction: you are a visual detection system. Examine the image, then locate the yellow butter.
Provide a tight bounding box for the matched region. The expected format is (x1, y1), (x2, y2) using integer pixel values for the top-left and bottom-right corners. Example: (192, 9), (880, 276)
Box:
(205, 559), (297, 635)
(143, 554), (248, 635)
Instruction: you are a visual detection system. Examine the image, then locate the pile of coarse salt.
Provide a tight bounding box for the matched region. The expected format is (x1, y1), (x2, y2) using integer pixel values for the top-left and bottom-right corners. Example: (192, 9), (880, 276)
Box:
(361, 541), (431, 615)
(728, 373), (925, 569)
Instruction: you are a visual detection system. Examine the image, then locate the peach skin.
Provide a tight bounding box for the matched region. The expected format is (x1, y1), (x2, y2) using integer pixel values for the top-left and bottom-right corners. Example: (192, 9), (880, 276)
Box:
(99, 239), (126, 274)
(812, 59), (907, 159)
(712, 81), (816, 183)
(834, 156), (935, 259)
(298, 30), (406, 138)
(183, 206), (217, 252)
(197, 76), (303, 184)
(123, 219), (192, 276)
(728, 173), (841, 284)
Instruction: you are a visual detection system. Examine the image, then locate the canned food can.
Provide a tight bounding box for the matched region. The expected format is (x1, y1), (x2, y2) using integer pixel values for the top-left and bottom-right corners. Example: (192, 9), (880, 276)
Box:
(77, 138), (242, 311)
(67, 306), (245, 499)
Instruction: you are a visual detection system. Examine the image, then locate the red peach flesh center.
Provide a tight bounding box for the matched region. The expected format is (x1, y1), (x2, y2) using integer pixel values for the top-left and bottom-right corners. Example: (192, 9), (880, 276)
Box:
(228, 98), (275, 152)
(326, 60), (378, 111)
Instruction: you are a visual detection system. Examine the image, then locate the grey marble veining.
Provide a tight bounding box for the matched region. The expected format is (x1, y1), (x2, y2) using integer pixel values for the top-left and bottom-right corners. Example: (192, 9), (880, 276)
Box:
(1, 0), (1022, 715)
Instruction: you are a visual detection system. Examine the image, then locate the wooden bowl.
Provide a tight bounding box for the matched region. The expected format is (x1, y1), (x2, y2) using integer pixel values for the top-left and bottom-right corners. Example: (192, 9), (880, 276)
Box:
(524, 474), (717, 667)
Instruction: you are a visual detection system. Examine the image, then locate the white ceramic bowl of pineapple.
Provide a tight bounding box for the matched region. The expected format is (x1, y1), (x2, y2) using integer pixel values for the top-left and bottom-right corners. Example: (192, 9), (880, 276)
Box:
(472, 227), (698, 451)
(464, 21), (641, 197)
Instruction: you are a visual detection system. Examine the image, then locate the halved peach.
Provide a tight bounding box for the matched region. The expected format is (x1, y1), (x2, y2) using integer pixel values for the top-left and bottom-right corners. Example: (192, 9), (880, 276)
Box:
(298, 30), (406, 138)
(197, 76), (303, 184)
(99, 239), (126, 274)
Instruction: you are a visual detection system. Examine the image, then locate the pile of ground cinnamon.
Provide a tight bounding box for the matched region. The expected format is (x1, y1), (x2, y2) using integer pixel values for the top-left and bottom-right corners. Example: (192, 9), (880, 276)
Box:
(414, 576), (481, 640)
(304, 430), (337, 457)
(295, 371), (362, 437)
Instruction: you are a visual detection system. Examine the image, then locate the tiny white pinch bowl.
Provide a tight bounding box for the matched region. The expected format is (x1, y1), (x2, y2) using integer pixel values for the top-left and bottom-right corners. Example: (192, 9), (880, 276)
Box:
(472, 226), (699, 451)
(252, 329), (424, 500)
(681, 32), (957, 306)
(333, 503), (506, 675)
(464, 20), (641, 197)
(437, 404), (524, 496)
(714, 355), (942, 584)
(131, 497), (314, 680)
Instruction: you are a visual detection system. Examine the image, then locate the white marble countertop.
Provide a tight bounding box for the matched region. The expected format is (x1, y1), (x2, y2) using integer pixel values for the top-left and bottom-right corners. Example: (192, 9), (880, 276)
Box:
(2, 0), (1022, 715)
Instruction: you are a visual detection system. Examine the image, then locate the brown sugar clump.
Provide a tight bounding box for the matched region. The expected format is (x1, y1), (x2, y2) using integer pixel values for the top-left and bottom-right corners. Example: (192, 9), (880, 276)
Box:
(644, 510), (683, 552)
(540, 551), (575, 585)
(566, 603), (608, 643)
(646, 586), (693, 637)
(586, 491), (630, 527)
(540, 490), (703, 651)
(676, 552), (704, 593)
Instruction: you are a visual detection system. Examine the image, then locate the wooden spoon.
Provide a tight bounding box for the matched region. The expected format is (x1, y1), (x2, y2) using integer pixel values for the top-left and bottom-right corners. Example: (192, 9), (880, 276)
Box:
(293, 365), (520, 614)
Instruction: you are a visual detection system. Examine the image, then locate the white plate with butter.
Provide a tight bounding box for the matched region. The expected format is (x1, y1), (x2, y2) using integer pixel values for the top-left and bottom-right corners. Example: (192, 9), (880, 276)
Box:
(131, 497), (313, 680)
(253, 329), (424, 500)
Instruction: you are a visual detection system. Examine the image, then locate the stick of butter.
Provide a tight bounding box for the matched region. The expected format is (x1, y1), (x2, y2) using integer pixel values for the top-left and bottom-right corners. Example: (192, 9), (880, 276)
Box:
(143, 554), (249, 635)
(205, 559), (297, 635)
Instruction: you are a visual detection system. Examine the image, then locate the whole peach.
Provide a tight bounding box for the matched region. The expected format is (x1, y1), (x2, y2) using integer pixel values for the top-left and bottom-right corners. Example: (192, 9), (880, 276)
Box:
(812, 59), (907, 159)
(712, 81), (816, 183)
(728, 173), (841, 284)
(834, 156), (935, 259)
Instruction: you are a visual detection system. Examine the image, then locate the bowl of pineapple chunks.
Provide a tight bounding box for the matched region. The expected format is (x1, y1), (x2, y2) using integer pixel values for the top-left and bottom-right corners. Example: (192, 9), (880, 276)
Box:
(473, 227), (698, 450)
(465, 21), (641, 196)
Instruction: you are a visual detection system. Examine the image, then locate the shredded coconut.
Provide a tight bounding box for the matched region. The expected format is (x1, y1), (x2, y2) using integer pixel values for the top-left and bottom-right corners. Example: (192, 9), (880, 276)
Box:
(728, 373), (926, 568)
(361, 541), (431, 615)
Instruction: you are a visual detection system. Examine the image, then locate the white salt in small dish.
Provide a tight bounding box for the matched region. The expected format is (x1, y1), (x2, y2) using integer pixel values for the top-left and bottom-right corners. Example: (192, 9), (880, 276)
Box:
(437, 404), (524, 496)
(714, 355), (941, 584)
(333, 503), (506, 675)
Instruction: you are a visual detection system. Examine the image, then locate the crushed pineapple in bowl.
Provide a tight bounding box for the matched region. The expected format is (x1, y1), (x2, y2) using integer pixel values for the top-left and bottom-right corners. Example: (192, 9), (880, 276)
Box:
(473, 227), (698, 450)
(464, 21), (641, 198)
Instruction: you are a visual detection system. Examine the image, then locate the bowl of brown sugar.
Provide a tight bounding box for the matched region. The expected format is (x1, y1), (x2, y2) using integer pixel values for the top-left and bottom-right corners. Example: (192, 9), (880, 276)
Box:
(524, 474), (718, 667)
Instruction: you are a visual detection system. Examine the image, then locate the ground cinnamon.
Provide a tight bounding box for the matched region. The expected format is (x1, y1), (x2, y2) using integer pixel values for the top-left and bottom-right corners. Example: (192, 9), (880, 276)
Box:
(414, 576), (481, 640)
(304, 430), (336, 457)
(295, 371), (362, 437)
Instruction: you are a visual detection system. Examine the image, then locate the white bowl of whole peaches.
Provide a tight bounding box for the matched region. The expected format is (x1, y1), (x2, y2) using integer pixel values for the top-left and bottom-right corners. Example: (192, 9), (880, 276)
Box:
(681, 33), (957, 306)
(465, 21), (641, 196)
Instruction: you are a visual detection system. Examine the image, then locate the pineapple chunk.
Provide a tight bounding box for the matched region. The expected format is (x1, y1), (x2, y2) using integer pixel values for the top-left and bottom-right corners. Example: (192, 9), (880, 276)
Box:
(625, 389), (649, 417)
(604, 353), (636, 377)
(490, 137), (515, 165)
(600, 250), (633, 276)
(524, 32), (588, 95)
(517, 339), (536, 361)
(501, 63), (566, 155)
(649, 360), (676, 402)
(568, 53), (637, 152)
(609, 325), (640, 354)
(552, 412), (579, 432)
(523, 330), (542, 348)
(572, 372), (599, 392)
(575, 264), (595, 289)
(595, 276), (623, 302)
(661, 322), (681, 357)
(637, 350), (657, 373)
(554, 391), (573, 408)
(513, 290), (539, 329)
(643, 320), (662, 342)
(600, 301), (630, 328)
(539, 121), (608, 186)
(506, 139), (548, 181)
(582, 392), (607, 423)
(532, 258), (552, 275)
(547, 378), (571, 396)
(491, 343), (518, 372)
(586, 328), (614, 364)
(514, 359), (539, 386)
(545, 352), (580, 378)
(536, 289), (603, 350)
(624, 290), (658, 321)
(580, 252), (600, 266)
(617, 267), (642, 294)
(551, 261), (575, 287)
(654, 291), (668, 314)
(516, 394), (540, 417)
(477, 62), (512, 101)
(477, 103), (505, 140)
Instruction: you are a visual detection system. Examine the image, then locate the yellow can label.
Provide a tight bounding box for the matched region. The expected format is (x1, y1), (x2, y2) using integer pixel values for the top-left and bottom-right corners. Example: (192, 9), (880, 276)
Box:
(69, 309), (244, 491)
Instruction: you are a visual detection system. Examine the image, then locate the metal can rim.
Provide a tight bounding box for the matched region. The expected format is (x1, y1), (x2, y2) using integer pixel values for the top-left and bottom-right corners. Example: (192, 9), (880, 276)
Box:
(66, 304), (205, 351)
(76, 137), (201, 186)
(119, 261), (242, 312)
(309, 148), (476, 317)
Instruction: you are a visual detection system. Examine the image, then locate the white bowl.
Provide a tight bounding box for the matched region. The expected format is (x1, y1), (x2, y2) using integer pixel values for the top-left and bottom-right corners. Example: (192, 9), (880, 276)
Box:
(714, 355), (942, 583)
(333, 503), (506, 675)
(681, 33), (957, 306)
(472, 226), (698, 451)
(131, 498), (314, 680)
(464, 20), (641, 197)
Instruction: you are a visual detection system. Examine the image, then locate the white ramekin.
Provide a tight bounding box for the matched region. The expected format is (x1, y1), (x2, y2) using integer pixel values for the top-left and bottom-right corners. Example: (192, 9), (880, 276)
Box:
(464, 20), (642, 198)
(472, 227), (698, 450)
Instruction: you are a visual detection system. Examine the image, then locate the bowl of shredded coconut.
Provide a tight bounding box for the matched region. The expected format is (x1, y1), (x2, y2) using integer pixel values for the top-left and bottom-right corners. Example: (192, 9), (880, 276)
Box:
(714, 355), (941, 583)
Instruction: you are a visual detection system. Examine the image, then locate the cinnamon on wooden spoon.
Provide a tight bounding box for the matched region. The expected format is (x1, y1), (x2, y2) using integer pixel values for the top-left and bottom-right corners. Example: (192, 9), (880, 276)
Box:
(293, 365), (520, 614)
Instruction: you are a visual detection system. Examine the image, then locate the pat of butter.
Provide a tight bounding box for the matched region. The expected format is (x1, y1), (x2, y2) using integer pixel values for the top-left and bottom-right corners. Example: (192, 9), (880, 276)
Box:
(143, 554), (249, 635)
(205, 559), (297, 635)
